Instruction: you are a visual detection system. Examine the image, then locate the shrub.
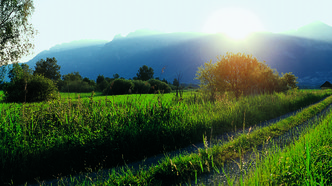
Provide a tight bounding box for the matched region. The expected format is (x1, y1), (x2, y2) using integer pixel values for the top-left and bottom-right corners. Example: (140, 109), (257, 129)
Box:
(132, 80), (151, 94)
(148, 79), (172, 94)
(60, 80), (94, 93)
(4, 74), (57, 103)
(103, 79), (134, 95)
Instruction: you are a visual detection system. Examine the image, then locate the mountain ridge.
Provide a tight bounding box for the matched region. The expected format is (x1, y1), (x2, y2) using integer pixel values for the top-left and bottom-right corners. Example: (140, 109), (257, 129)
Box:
(25, 22), (332, 88)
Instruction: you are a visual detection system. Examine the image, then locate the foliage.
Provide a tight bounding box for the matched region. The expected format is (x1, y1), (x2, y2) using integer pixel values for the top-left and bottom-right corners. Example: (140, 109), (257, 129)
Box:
(148, 79), (172, 93)
(0, 90), (330, 184)
(3, 74), (57, 102)
(60, 80), (94, 93)
(196, 52), (298, 99)
(134, 65), (154, 81)
(96, 74), (105, 84)
(62, 71), (82, 81)
(0, 0), (35, 65)
(8, 62), (33, 82)
(132, 80), (151, 94)
(33, 57), (61, 81)
(103, 79), (134, 95)
(59, 72), (94, 93)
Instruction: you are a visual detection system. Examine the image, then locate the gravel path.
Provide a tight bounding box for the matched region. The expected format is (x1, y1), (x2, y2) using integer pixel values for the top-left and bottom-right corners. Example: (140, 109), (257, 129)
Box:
(23, 98), (331, 186)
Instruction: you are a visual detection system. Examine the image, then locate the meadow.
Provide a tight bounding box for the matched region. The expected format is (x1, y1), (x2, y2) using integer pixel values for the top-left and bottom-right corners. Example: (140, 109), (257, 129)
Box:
(0, 89), (332, 185)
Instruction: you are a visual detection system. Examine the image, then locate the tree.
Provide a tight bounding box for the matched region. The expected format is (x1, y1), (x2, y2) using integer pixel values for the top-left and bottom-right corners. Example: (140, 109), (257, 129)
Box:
(196, 52), (297, 99)
(96, 74), (105, 84)
(62, 72), (82, 82)
(0, 0), (36, 65)
(103, 79), (134, 95)
(113, 73), (120, 79)
(4, 74), (57, 102)
(148, 79), (172, 94)
(135, 65), (154, 81)
(33, 57), (61, 81)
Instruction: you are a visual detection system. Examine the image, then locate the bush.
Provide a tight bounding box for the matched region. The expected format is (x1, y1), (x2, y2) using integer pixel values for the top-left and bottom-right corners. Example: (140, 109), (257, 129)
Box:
(4, 74), (57, 103)
(132, 80), (151, 94)
(148, 79), (172, 93)
(103, 79), (134, 95)
(60, 80), (94, 93)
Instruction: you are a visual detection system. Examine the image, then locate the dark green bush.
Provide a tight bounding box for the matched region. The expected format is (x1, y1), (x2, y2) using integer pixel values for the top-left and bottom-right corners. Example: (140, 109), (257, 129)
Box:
(96, 79), (109, 92)
(60, 80), (94, 93)
(132, 80), (151, 94)
(4, 74), (57, 103)
(148, 79), (172, 93)
(103, 79), (134, 95)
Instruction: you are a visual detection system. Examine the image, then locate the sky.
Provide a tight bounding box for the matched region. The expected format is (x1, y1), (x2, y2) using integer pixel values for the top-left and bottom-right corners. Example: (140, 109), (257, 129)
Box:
(22, 0), (332, 62)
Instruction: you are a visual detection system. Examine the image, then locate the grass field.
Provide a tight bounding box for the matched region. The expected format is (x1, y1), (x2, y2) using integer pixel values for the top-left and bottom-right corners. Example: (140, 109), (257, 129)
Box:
(1, 89), (332, 185)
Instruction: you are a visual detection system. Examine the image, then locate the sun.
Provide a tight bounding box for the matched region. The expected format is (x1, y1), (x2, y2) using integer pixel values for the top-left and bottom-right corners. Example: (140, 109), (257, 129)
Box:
(203, 8), (265, 40)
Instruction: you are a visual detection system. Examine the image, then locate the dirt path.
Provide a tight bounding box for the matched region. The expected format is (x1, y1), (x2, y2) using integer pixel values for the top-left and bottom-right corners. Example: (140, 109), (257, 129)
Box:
(23, 98), (331, 186)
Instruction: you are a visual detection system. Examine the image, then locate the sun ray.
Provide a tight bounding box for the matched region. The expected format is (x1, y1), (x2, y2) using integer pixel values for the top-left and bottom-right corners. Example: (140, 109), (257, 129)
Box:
(203, 7), (265, 40)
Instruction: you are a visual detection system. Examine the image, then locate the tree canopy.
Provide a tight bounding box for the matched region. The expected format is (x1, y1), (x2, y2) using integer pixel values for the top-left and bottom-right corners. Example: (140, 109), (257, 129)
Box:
(135, 65), (154, 81)
(33, 57), (61, 81)
(0, 0), (35, 65)
(196, 52), (298, 99)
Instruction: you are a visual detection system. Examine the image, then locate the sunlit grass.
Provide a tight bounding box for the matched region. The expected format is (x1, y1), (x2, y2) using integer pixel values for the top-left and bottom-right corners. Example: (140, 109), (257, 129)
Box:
(1, 89), (331, 185)
(242, 105), (332, 185)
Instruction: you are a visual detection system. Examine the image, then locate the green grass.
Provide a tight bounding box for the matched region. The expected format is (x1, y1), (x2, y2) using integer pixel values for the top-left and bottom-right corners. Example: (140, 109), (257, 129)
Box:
(1, 89), (331, 185)
(76, 93), (332, 185)
(242, 105), (332, 185)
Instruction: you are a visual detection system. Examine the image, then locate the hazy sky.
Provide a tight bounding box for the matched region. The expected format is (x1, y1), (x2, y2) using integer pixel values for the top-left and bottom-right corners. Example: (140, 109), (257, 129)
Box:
(23, 0), (332, 61)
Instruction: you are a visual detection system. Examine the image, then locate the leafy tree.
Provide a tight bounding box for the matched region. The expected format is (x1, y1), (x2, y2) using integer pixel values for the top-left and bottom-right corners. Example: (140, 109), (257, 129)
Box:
(83, 77), (96, 86)
(62, 71), (82, 81)
(33, 57), (61, 81)
(59, 72), (95, 93)
(132, 80), (151, 94)
(135, 65), (154, 81)
(0, 64), (7, 89)
(8, 63), (33, 82)
(0, 0), (35, 65)
(96, 74), (105, 84)
(279, 72), (298, 91)
(103, 79), (134, 95)
(113, 73), (120, 79)
(196, 52), (297, 99)
(148, 79), (171, 94)
(4, 74), (57, 102)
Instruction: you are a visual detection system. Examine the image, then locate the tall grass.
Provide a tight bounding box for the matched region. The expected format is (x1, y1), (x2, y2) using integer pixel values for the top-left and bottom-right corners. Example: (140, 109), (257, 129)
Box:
(243, 106), (332, 185)
(0, 89), (331, 184)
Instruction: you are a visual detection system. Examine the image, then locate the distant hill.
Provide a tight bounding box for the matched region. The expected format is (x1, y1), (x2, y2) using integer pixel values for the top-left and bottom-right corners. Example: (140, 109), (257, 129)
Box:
(25, 25), (332, 88)
(282, 21), (332, 42)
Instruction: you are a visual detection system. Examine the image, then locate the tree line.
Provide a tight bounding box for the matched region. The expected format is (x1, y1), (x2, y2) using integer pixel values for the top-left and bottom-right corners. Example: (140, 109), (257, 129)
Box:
(0, 57), (179, 102)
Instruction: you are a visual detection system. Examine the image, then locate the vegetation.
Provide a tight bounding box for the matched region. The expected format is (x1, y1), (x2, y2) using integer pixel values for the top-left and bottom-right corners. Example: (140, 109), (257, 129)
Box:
(196, 52), (298, 99)
(58, 72), (95, 93)
(244, 108), (332, 185)
(2, 63), (57, 102)
(134, 65), (154, 81)
(0, 0), (35, 65)
(33, 57), (61, 81)
(1, 89), (331, 185)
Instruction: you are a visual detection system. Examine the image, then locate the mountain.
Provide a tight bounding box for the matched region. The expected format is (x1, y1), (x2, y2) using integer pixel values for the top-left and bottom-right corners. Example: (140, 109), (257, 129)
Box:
(25, 26), (332, 88)
(282, 21), (332, 42)
(48, 39), (108, 52)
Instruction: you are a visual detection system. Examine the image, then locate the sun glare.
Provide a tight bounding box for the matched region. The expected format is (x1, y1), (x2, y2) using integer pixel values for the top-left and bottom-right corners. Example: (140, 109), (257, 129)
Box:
(203, 8), (265, 40)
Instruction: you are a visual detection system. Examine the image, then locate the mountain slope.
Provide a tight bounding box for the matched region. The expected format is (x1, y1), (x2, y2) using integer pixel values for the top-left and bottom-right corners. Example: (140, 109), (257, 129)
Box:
(25, 28), (332, 88)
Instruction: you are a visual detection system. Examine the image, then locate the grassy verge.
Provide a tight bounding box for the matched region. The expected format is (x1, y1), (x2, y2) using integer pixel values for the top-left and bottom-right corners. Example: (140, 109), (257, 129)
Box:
(241, 107), (332, 185)
(1, 90), (331, 185)
(65, 94), (332, 185)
